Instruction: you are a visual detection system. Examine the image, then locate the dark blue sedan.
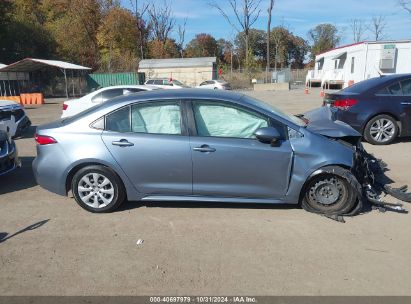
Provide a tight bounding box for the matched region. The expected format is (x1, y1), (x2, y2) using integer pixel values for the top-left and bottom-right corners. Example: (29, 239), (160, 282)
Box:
(323, 74), (411, 145)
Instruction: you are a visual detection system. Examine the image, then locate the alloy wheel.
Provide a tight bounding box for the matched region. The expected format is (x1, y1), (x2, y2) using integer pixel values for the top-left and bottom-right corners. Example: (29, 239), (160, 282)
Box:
(77, 173), (114, 209)
(369, 118), (395, 143)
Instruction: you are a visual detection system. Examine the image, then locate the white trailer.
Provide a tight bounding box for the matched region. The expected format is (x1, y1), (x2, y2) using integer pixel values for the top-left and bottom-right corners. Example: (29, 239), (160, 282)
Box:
(306, 40), (411, 89)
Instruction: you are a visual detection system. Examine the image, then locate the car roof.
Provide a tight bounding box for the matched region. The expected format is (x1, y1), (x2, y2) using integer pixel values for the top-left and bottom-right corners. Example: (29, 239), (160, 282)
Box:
(341, 73), (411, 94)
(97, 85), (158, 91)
(103, 88), (245, 107)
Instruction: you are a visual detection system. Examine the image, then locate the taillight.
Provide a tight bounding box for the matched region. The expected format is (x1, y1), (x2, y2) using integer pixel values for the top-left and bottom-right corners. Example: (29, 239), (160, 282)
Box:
(62, 103), (68, 111)
(332, 99), (358, 110)
(35, 134), (57, 145)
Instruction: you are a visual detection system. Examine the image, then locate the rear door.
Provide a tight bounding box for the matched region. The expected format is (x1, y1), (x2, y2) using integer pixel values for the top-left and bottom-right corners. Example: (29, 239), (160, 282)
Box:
(188, 100), (293, 199)
(101, 100), (192, 195)
(375, 80), (411, 133)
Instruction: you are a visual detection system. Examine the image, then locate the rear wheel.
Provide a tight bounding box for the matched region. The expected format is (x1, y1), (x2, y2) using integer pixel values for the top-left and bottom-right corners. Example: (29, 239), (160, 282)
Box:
(71, 165), (125, 213)
(364, 114), (398, 145)
(302, 173), (357, 215)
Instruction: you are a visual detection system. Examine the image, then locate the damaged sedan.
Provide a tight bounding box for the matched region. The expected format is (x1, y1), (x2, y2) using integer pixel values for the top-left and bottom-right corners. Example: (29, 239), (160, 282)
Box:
(32, 90), (411, 217)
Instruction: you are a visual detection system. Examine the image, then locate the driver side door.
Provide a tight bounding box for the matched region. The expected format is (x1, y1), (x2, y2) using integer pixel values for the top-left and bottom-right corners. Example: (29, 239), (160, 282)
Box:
(188, 100), (293, 199)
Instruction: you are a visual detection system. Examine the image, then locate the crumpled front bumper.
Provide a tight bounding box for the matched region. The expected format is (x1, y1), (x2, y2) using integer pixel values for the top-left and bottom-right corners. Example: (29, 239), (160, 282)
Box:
(352, 144), (411, 213)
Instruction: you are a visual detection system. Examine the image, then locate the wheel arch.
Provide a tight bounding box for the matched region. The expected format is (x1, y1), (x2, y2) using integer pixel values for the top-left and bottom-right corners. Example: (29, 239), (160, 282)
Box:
(65, 162), (127, 198)
(298, 164), (356, 205)
(361, 112), (401, 133)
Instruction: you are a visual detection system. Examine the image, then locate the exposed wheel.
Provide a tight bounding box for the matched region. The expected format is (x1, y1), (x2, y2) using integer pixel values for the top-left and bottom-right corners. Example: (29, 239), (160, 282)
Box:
(364, 114), (398, 145)
(71, 165), (125, 213)
(302, 173), (357, 215)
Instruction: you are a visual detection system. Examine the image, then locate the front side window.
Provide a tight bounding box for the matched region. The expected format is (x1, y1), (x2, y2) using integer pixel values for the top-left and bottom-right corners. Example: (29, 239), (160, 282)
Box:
(193, 101), (268, 139)
(154, 80), (163, 85)
(131, 102), (182, 135)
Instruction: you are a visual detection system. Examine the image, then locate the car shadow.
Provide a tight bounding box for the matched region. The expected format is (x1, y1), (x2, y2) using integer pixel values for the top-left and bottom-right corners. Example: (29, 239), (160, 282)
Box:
(117, 200), (300, 212)
(0, 157), (37, 195)
(0, 219), (49, 244)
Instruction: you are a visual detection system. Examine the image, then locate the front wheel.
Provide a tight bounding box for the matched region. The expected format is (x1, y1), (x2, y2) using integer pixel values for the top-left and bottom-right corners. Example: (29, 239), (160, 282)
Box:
(71, 165), (125, 213)
(302, 173), (357, 215)
(364, 114), (398, 145)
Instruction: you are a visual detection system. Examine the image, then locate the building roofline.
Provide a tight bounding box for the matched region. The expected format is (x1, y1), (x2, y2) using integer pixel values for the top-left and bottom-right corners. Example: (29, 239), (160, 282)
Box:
(316, 39), (411, 57)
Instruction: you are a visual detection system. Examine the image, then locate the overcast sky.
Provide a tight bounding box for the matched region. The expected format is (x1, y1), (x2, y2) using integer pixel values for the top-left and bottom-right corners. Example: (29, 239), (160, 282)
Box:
(121, 0), (411, 45)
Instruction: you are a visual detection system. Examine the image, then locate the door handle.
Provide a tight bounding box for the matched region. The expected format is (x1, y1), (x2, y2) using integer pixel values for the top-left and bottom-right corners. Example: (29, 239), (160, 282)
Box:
(193, 145), (216, 153)
(112, 139), (134, 147)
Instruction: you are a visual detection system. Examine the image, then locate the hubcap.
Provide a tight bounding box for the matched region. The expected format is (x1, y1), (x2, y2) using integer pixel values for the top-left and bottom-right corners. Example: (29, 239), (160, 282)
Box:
(370, 118), (395, 143)
(78, 173), (114, 208)
(309, 178), (343, 206)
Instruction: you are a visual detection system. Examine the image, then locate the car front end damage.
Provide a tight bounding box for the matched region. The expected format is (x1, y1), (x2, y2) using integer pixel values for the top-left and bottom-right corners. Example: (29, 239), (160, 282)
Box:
(301, 108), (411, 221)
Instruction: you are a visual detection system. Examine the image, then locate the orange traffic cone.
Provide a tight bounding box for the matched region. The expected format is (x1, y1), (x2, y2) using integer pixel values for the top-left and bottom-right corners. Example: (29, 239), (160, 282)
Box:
(305, 86), (309, 94)
(320, 89), (325, 97)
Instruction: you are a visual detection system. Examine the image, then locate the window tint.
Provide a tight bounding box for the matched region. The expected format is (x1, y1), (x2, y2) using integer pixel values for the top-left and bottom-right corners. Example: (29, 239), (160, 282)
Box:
(91, 92), (103, 103)
(131, 102), (181, 135)
(105, 107), (130, 133)
(401, 79), (411, 96)
(376, 82), (402, 96)
(193, 101), (268, 139)
(101, 89), (124, 101)
(124, 88), (143, 94)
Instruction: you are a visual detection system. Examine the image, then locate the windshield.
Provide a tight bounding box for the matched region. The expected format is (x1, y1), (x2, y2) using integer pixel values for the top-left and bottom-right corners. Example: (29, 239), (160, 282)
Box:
(242, 95), (306, 127)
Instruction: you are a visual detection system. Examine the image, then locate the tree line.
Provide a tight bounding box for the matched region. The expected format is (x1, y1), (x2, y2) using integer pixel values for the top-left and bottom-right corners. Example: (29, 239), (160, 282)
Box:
(0, 0), (404, 73)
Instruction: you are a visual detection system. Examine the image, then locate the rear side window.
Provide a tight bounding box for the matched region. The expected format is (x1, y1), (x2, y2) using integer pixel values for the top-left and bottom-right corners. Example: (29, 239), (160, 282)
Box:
(376, 82), (402, 96)
(131, 102), (181, 135)
(146, 80), (154, 84)
(105, 107), (130, 133)
(154, 80), (163, 85)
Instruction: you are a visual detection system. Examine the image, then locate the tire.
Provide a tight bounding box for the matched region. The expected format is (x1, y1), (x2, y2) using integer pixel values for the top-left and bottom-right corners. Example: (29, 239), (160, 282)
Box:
(71, 165), (126, 213)
(302, 173), (357, 215)
(363, 114), (398, 145)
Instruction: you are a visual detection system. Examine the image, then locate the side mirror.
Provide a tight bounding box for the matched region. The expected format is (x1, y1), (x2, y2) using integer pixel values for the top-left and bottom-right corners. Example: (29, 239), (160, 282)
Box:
(254, 127), (282, 146)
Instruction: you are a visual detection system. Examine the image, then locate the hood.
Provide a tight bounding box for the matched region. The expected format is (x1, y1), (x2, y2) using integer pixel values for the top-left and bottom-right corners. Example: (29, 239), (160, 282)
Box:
(302, 107), (361, 138)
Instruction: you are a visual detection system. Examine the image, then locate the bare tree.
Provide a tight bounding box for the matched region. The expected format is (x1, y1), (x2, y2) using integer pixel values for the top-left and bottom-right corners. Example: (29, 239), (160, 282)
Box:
(368, 15), (386, 41)
(350, 19), (367, 43)
(177, 18), (187, 58)
(210, 0), (262, 69)
(266, 0), (275, 82)
(129, 0), (150, 59)
(399, 0), (411, 13)
(148, 1), (176, 45)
